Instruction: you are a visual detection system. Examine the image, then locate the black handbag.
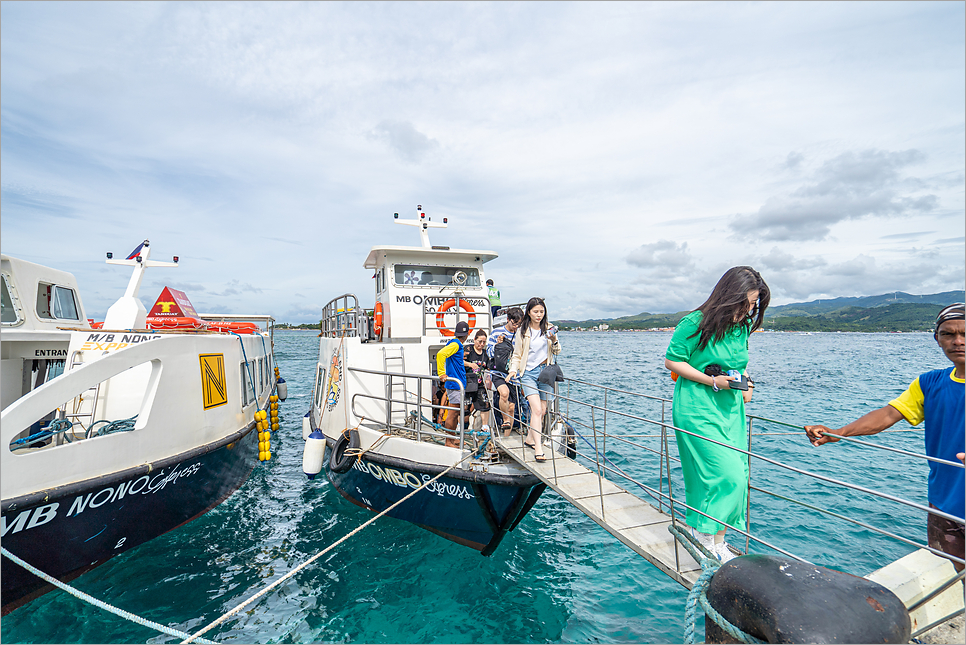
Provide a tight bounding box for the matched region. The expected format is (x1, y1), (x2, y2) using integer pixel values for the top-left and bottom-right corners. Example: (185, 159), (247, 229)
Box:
(538, 362), (564, 385)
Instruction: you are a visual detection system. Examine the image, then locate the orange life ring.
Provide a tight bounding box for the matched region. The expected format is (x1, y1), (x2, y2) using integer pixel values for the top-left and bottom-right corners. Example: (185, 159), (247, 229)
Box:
(435, 298), (476, 337)
(373, 302), (384, 337)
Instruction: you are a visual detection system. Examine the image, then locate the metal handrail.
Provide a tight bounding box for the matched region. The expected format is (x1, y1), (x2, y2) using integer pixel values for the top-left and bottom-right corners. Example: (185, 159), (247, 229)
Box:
(346, 365), (468, 451)
(526, 376), (966, 579)
(321, 294), (365, 339)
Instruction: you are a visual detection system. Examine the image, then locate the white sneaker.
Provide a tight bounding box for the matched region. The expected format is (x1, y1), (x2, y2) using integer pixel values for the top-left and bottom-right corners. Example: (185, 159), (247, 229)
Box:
(714, 542), (737, 563)
(688, 527), (717, 554)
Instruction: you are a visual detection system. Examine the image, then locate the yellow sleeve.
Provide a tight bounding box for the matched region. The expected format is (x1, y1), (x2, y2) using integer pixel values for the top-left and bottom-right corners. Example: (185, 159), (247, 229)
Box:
(889, 377), (925, 426)
(436, 341), (459, 376)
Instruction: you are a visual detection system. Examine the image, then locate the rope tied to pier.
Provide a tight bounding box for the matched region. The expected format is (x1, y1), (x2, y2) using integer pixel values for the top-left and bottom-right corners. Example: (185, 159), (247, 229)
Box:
(180, 448), (480, 643)
(668, 525), (765, 645)
(0, 547), (218, 644)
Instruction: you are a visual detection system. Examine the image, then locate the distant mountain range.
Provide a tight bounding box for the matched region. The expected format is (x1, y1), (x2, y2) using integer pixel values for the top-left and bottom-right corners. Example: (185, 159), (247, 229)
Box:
(559, 290), (965, 332)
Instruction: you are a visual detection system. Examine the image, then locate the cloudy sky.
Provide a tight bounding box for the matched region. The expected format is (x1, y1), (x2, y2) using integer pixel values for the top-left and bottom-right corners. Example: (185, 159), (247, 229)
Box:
(2, 1), (963, 322)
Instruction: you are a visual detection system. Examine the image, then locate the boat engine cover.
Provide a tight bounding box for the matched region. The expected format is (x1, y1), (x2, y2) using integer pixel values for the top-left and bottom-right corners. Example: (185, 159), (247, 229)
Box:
(704, 554), (911, 644)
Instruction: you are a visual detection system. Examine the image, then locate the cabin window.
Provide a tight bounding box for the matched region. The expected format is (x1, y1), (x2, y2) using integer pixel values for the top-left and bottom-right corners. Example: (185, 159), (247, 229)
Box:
(241, 362), (252, 407)
(36, 283), (79, 321)
(1, 274), (20, 324)
(393, 265), (481, 287)
(375, 269), (382, 295)
(314, 366), (326, 409)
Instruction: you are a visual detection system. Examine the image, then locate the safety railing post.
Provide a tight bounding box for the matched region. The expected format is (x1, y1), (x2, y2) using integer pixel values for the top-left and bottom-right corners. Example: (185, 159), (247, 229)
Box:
(591, 405), (605, 520)
(746, 415), (753, 555)
(416, 378), (423, 443)
(659, 400), (666, 514)
(663, 424), (680, 572)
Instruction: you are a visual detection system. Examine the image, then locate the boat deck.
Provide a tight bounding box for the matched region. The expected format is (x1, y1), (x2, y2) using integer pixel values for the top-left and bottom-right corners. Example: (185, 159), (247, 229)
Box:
(493, 432), (702, 589)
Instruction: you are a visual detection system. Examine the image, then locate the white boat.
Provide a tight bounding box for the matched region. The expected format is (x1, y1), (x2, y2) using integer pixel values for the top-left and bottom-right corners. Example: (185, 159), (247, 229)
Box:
(302, 209), (546, 554)
(1, 242), (280, 614)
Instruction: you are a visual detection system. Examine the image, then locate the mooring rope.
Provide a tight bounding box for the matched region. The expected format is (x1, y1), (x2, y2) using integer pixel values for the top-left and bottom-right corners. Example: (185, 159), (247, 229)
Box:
(0, 547), (218, 644)
(180, 448), (481, 643)
(667, 525), (765, 645)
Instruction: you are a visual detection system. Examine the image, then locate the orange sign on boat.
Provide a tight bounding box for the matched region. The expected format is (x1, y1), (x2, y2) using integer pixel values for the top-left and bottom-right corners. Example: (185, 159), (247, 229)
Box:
(149, 287), (200, 319)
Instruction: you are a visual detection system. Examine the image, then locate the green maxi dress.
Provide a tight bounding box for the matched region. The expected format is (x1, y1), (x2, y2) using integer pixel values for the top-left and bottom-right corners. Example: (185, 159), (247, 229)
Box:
(666, 310), (750, 534)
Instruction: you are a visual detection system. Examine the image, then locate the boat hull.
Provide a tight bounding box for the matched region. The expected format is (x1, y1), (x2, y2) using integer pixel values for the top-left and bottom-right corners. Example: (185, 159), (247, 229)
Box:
(0, 425), (258, 615)
(324, 439), (546, 555)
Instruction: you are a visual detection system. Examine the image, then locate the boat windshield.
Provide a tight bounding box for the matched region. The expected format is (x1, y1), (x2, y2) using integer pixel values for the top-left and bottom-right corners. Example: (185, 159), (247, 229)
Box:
(393, 264), (481, 287)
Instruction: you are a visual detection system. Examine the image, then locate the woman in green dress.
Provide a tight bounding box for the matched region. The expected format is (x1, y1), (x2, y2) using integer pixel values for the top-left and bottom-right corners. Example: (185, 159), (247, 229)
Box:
(664, 266), (770, 562)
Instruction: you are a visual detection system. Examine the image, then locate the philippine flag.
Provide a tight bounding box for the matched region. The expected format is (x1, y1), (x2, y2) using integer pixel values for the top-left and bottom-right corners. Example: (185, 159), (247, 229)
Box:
(126, 241), (146, 260)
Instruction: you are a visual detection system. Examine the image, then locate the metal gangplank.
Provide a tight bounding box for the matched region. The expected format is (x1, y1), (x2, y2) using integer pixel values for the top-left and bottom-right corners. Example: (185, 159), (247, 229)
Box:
(493, 432), (702, 588)
(487, 374), (965, 629)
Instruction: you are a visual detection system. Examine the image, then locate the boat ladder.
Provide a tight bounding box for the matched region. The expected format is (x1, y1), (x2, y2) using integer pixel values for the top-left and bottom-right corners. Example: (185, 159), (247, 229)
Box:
(62, 350), (100, 440)
(381, 347), (410, 427)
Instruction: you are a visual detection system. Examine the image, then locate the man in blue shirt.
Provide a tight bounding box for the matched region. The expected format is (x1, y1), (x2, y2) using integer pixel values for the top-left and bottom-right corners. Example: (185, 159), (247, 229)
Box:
(437, 321), (470, 447)
(806, 303), (965, 571)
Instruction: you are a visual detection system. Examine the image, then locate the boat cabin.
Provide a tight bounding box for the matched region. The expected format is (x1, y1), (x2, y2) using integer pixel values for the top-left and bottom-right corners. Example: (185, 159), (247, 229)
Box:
(365, 245), (497, 341)
(1, 255), (90, 411)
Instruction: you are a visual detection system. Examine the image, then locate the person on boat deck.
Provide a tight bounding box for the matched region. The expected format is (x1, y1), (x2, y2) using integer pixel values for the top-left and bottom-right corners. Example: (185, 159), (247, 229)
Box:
(487, 307), (524, 436)
(437, 320), (470, 448)
(463, 329), (492, 432)
(805, 303), (966, 572)
(665, 266), (770, 564)
(507, 297), (561, 463)
(487, 279), (502, 319)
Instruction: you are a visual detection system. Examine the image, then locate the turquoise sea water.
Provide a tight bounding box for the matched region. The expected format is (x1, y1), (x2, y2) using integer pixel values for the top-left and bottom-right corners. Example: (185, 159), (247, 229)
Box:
(1, 331), (950, 644)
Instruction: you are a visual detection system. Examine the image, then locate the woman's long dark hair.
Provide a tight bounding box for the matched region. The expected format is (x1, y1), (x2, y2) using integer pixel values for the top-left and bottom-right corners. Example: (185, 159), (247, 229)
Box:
(690, 266), (770, 349)
(521, 297), (549, 338)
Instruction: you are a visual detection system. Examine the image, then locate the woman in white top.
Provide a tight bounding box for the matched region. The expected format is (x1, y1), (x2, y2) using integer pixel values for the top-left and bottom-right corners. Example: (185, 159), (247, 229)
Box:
(507, 297), (561, 462)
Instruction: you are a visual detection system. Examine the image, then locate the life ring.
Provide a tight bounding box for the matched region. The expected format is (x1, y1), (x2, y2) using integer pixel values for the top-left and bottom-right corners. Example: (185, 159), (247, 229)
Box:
(435, 299), (476, 337)
(373, 301), (384, 338)
(329, 428), (360, 474)
(146, 317), (209, 331)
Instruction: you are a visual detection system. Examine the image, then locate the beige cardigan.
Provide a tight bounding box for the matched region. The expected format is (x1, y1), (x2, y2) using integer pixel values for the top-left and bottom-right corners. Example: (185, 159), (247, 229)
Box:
(508, 323), (561, 375)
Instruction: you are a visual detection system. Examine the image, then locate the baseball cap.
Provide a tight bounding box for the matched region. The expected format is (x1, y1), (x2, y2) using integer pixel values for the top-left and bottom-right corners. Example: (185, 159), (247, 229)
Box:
(455, 321), (470, 336)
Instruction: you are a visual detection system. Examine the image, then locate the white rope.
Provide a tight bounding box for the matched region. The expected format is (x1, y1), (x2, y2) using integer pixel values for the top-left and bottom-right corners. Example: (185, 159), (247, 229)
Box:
(1, 547), (217, 644)
(181, 449), (478, 643)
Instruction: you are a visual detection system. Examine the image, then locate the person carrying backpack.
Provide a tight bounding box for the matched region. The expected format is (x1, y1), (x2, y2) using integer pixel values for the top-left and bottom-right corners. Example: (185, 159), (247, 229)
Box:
(487, 307), (524, 435)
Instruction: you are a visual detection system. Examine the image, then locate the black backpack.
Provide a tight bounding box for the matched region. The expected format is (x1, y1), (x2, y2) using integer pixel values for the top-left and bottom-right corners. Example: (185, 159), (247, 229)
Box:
(489, 335), (514, 374)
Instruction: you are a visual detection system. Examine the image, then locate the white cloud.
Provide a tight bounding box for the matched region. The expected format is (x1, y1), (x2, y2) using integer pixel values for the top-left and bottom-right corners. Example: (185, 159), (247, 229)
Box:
(1, 1), (963, 321)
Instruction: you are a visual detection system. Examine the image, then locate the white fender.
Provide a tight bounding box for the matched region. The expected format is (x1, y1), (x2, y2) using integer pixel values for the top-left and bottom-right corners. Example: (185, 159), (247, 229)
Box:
(302, 429), (325, 480)
(276, 377), (288, 401)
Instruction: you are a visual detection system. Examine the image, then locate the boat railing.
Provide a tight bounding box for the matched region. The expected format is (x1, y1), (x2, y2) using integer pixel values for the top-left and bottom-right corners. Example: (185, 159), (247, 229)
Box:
(346, 365), (480, 453)
(422, 295), (492, 337)
(321, 294), (367, 339)
(498, 375), (965, 584)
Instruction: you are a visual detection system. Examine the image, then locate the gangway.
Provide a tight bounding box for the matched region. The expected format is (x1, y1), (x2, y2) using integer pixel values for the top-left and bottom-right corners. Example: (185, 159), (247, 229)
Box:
(493, 432), (702, 588)
(487, 377), (964, 638)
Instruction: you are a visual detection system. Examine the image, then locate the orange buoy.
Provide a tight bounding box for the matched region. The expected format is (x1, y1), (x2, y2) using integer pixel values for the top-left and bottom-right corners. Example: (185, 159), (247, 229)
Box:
(435, 299), (476, 337)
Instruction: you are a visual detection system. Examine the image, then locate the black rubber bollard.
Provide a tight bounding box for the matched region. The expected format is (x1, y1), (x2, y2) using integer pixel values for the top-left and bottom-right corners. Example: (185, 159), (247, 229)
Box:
(704, 555), (910, 643)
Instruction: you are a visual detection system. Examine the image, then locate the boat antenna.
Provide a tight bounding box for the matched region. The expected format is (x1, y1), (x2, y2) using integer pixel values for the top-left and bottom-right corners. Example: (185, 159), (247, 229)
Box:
(103, 239), (179, 329)
(393, 205), (448, 248)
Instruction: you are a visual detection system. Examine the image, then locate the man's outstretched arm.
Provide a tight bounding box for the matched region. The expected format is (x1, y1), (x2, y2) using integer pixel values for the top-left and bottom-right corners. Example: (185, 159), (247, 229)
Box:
(805, 405), (906, 446)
